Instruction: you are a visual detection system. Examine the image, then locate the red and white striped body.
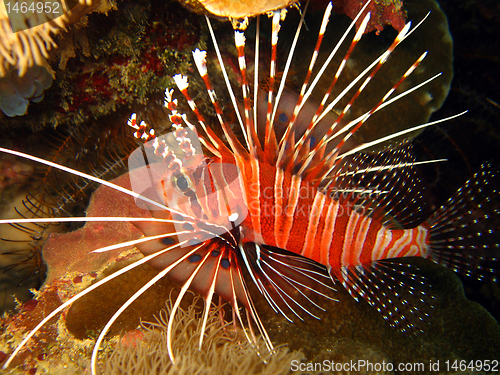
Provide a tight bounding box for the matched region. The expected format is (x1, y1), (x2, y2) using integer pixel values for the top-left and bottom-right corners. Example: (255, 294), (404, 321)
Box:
(237, 159), (430, 277)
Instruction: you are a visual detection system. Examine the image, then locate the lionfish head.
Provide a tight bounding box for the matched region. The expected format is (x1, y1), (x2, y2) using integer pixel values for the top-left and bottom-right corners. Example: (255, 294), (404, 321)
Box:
(128, 101), (249, 246)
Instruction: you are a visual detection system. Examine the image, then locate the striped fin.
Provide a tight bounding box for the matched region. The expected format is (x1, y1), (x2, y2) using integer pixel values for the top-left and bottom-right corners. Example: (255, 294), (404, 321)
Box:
(234, 30), (262, 158)
(263, 10), (282, 160)
(301, 47), (429, 182)
(174, 70), (244, 161)
(288, 9), (371, 171)
(169, 75), (226, 158)
(318, 51), (429, 179)
(296, 20), (414, 179)
(284, 0), (374, 169)
(270, 1), (310, 169)
(277, 2), (331, 153)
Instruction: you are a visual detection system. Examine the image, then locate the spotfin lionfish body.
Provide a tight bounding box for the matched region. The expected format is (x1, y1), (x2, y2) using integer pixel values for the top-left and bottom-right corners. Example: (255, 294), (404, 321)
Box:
(1, 0), (499, 373)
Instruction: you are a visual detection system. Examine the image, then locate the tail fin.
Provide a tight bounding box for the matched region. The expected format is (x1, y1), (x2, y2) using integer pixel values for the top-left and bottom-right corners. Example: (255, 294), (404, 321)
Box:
(426, 163), (500, 282)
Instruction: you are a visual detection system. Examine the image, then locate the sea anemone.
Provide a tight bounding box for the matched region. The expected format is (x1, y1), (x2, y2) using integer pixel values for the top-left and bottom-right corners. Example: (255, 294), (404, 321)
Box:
(102, 294), (304, 375)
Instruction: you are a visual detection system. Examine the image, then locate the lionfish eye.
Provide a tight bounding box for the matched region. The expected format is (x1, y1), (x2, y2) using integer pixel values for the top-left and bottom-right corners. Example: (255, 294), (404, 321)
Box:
(173, 174), (191, 193)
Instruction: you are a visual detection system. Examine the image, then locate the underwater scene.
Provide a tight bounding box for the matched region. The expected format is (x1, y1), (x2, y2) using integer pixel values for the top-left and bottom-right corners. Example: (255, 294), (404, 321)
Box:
(0, 0), (499, 373)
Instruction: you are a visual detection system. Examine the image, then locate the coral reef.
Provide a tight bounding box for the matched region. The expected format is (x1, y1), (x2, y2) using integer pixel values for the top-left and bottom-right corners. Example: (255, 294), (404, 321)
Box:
(0, 0), (201, 129)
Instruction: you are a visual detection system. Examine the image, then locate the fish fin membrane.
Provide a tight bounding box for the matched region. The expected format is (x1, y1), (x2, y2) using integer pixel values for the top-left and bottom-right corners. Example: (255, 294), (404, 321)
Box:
(330, 143), (429, 228)
(427, 163), (500, 282)
(241, 244), (337, 322)
(329, 260), (434, 333)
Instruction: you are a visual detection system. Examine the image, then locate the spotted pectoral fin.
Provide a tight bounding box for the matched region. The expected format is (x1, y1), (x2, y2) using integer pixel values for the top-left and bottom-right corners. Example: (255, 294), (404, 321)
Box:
(329, 260), (434, 332)
(240, 243), (337, 322)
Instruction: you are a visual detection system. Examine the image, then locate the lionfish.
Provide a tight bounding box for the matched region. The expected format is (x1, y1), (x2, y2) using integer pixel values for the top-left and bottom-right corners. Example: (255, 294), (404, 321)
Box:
(1, 0), (499, 373)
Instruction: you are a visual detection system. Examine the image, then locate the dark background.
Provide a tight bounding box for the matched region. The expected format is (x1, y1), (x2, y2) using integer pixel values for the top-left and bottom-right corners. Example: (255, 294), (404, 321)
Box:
(414, 0), (500, 325)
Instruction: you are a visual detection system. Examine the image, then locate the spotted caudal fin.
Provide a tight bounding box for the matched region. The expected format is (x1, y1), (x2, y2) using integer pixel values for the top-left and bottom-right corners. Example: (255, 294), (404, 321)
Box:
(426, 164), (500, 282)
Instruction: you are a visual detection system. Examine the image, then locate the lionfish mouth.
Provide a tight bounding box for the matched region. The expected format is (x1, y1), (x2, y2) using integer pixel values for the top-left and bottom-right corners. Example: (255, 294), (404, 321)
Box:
(1, 0), (499, 373)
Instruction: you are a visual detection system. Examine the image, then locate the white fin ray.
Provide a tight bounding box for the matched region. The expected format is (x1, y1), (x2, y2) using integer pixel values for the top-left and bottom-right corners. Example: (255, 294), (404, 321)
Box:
(314, 20), (412, 129)
(253, 16), (261, 134)
(316, 50), (431, 179)
(90, 242), (206, 374)
(0, 147), (191, 218)
(0, 217), (176, 225)
(334, 159), (448, 179)
(297, 0), (374, 119)
(270, 1), (309, 131)
(205, 16), (250, 150)
(329, 72), (443, 141)
(310, 12), (432, 140)
(338, 111), (468, 159)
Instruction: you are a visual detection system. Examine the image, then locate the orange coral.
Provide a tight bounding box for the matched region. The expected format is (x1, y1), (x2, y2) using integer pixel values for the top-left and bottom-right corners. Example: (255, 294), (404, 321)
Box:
(180, 0), (299, 19)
